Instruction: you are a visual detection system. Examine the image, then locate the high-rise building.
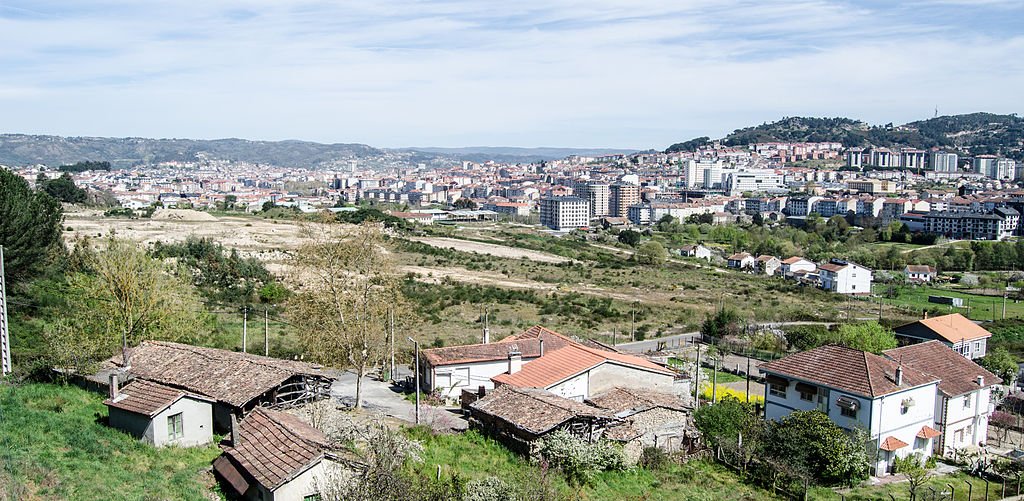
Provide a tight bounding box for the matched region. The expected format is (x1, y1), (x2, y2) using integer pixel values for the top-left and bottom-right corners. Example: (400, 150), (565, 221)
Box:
(973, 155), (999, 178)
(609, 183), (640, 218)
(930, 152), (959, 172)
(539, 196), (590, 230)
(583, 182), (610, 218)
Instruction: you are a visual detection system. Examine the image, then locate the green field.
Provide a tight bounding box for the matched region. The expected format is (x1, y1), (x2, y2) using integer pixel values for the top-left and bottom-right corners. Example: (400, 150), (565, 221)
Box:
(0, 383), (223, 500)
(872, 283), (1024, 322)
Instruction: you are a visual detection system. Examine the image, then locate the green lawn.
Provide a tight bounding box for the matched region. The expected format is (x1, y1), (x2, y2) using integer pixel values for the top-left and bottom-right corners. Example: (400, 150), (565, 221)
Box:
(0, 383), (223, 500)
(873, 283), (1024, 322)
(813, 471), (997, 500)
(703, 367), (745, 384)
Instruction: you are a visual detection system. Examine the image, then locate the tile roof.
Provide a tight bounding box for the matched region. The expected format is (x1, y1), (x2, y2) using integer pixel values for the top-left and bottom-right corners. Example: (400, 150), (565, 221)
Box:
(898, 314), (992, 344)
(105, 341), (330, 408)
(884, 340), (1001, 397)
(587, 387), (689, 414)
(215, 408), (336, 491)
(469, 386), (614, 435)
(917, 425), (942, 439)
(103, 379), (211, 417)
(905, 265), (936, 274)
(759, 345), (938, 399)
(880, 436), (909, 451)
(728, 252), (752, 261)
(781, 256), (809, 265)
(422, 326), (573, 366)
(492, 343), (674, 389)
(818, 263), (846, 272)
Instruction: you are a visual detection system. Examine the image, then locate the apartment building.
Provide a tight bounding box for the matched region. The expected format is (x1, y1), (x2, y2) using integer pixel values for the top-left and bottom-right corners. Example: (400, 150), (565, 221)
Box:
(539, 196), (590, 231)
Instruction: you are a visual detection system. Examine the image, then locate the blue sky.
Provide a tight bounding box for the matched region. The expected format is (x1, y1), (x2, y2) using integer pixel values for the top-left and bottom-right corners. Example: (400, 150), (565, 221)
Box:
(1, 1), (1022, 149)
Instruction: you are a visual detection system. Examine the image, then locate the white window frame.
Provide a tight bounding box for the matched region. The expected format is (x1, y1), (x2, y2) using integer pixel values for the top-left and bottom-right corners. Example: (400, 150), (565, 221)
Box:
(768, 382), (786, 398)
(167, 412), (184, 441)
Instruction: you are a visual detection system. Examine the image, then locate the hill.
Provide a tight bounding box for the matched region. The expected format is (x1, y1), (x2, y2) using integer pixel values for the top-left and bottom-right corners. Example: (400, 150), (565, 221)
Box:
(667, 113), (1024, 160)
(400, 146), (637, 163)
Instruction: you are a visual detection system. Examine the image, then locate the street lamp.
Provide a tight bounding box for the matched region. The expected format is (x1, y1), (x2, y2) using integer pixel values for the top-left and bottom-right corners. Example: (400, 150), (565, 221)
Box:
(408, 337), (420, 425)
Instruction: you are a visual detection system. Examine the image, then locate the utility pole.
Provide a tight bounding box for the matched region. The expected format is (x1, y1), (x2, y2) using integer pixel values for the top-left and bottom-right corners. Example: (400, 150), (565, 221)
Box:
(878, 296), (883, 321)
(263, 308), (269, 356)
(712, 355), (719, 404)
(1004, 288), (1008, 320)
(242, 307), (248, 354)
(389, 307), (395, 382)
(408, 337), (420, 425)
(0, 246), (11, 376)
(631, 303), (636, 342)
(694, 343), (701, 410)
(745, 357), (751, 403)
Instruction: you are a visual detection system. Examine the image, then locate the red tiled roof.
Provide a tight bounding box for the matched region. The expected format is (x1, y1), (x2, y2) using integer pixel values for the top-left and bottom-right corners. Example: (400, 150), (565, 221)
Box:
(880, 436), (909, 451)
(492, 343), (674, 389)
(469, 386), (614, 435)
(818, 263), (846, 272)
(727, 252), (752, 261)
(915, 314), (992, 343)
(587, 387), (688, 414)
(759, 345), (938, 399)
(782, 256), (808, 265)
(917, 425), (941, 439)
(216, 408), (336, 491)
(884, 340), (1001, 397)
(905, 265), (936, 274)
(103, 379), (211, 417)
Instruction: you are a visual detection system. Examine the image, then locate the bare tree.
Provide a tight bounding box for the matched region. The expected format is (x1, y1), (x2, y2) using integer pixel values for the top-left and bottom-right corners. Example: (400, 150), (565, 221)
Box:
(316, 417), (423, 501)
(289, 220), (411, 408)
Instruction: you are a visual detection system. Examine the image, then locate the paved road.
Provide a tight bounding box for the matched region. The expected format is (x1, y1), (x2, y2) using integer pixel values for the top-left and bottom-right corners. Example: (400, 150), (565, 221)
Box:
(614, 321), (837, 354)
(331, 367), (468, 431)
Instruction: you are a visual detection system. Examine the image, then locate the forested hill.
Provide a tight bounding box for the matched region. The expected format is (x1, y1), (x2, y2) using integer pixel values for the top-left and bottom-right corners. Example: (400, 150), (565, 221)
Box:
(0, 134), (381, 168)
(666, 113), (1024, 160)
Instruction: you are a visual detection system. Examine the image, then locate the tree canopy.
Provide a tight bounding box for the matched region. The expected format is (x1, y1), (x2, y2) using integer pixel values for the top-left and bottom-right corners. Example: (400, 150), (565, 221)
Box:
(634, 241), (668, 265)
(761, 410), (869, 486)
(37, 172), (87, 204)
(0, 168), (65, 285)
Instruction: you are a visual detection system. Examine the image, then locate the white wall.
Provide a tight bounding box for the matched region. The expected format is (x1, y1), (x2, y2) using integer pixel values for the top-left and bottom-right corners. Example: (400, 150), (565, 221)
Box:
(152, 397), (214, 448)
(549, 372), (589, 401)
(587, 363), (674, 397)
(938, 387), (992, 455)
(430, 357), (539, 399)
(271, 458), (345, 501)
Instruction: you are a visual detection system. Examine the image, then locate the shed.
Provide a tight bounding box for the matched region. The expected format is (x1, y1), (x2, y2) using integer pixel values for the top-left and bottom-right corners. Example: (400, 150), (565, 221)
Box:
(104, 379), (215, 447)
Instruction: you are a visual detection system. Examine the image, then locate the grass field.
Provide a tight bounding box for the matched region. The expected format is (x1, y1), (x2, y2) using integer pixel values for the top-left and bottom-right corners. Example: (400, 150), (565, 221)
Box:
(872, 283), (1024, 322)
(0, 383), (222, 500)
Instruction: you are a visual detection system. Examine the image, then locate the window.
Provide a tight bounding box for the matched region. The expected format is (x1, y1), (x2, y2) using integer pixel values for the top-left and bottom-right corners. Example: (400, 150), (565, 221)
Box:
(840, 406), (857, 418)
(769, 382), (786, 398)
(303, 495), (322, 501)
(167, 413), (184, 441)
(799, 390), (814, 402)
(964, 396), (972, 409)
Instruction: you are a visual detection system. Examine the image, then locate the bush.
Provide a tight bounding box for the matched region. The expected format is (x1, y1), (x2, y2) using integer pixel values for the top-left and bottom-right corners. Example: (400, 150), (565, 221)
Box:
(463, 476), (516, 501)
(537, 429), (627, 485)
(639, 447), (671, 471)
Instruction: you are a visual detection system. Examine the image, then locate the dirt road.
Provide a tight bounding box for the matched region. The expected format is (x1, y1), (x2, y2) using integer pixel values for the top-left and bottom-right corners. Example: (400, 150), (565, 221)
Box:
(410, 237), (570, 263)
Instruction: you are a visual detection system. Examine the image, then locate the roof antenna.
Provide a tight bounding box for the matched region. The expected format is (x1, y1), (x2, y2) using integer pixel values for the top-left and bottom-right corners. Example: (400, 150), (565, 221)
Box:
(934, 106), (938, 118)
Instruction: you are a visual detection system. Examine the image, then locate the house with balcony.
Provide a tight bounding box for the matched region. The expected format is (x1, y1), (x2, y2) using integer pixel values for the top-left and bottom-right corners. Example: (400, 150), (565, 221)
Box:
(818, 259), (872, 295)
(760, 345), (940, 475)
(893, 313), (991, 359)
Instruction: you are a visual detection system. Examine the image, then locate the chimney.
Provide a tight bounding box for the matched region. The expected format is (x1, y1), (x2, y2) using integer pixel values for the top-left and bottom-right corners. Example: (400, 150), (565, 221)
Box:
(977, 375), (985, 387)
(923, 310), (929, 319)
(477, 385), (486, 397)
(508, 350), (522, 374)
(539, 339), (545, 357)
(230, 414), (241, 447)
(895, 366), (903, 386)
(108, 372), (120, 399)
(483, 326), (490, 344)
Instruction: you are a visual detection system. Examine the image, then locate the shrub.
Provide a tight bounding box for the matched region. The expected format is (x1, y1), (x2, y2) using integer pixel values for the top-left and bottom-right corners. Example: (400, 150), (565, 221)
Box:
(639, 446), (671, 471)
(463, 476), (516, 501)
(536, 429), (627, 485)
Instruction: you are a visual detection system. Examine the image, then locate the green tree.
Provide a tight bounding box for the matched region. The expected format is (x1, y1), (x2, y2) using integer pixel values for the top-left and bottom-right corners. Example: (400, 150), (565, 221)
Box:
(634, 240), (668, 265)
(832, 322), (897, 353)
(784, 325), (829, 351)
(453, 198), (478, 210)
(0, 168), (65, 284)
(701, 307), (742, 339)
(694, 396), (759, 449)
(979, 346), (1018, 384)
(40, 172), (87, 203)
(761, 410), (869, 486)
(617, 229), (642, 247)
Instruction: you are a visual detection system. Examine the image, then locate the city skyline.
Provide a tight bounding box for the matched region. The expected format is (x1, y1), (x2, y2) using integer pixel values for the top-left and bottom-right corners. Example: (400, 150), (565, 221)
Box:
(2, 0), (1023, 149)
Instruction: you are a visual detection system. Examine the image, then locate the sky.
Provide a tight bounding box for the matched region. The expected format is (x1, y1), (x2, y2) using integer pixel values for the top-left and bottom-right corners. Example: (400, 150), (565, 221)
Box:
(1, 1), (1023, 149)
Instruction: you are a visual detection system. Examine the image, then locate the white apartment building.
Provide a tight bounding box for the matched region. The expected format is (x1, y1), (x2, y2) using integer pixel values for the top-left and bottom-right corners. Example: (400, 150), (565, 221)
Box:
(726, 169), (785, 195)
(818, 259), (872, 294)
(931, 152), (959, 172)
(539, 196), (590, 230)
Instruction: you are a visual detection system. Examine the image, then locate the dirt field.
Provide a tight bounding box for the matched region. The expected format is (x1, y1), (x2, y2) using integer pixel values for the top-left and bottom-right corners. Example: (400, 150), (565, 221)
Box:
(410, 236), (570, 263)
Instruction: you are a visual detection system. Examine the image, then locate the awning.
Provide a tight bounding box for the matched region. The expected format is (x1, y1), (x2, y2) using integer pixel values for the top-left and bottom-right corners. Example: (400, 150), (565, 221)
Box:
(880, 436), (910, 451)
(836, 396), (860, 410)
(795, 382), (817, 394)
(917, 425), (942, 439)
(765, 375), (788, 386)
(213, 456), (251, 496)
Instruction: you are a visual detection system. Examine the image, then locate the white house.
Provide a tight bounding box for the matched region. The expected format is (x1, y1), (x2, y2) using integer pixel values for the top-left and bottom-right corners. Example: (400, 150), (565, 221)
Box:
(104, 379), (214, 448)
(756, 255), (781, 276)
(818, 259), (872, 295)
(213, 408), (354, 501)
(905, 265), (937, 283)
(885, 341), (1001, 456)
(491, 343), (679, 402)
(726, 252), (755, 270)
(893, 313), (991, 359)
(680, 244), (712, 260)
(780, 256), (816, 276)
(419, 326), (572, 399)
(760, 345), (940, 475)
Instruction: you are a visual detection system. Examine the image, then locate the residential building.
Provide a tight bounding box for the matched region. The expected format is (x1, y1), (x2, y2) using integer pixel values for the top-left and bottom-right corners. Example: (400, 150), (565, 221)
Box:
(931, 152), (959, 173)
(680, 244), (712, 260)
(818, 259), (872, 295)
(419, 326), (572, 399)
(893, 313), (991, 359)
(213, 408), (353, 501)
(780, 256), (816, 276)
(760, 345), (941, 475)
(973, 155), (999, 178)
(539, 196), (590, 230)
(904, 265), (937, 283)
(104, 379), (214, 448)
(884, 341), (1001, 456)
(609, 183), (640, 218)
(588, 387), (698, 464)
(922, 209), (1018, 241)
(726, 252), (755, 270)
(756, 255), (781, 276)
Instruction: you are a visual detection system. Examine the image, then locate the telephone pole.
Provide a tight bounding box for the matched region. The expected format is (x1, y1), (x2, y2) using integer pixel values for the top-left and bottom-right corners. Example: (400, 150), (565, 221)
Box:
(0, 246), (11, 376)
(242, 307), (248, 354)
(389, 307), (396, 382)
(264, 308), (269, 356)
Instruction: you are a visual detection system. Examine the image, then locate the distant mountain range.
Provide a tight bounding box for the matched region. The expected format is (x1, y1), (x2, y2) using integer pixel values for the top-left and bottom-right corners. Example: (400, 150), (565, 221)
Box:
(0, 134), (637, 169)
(666, 112), (1024, 160)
